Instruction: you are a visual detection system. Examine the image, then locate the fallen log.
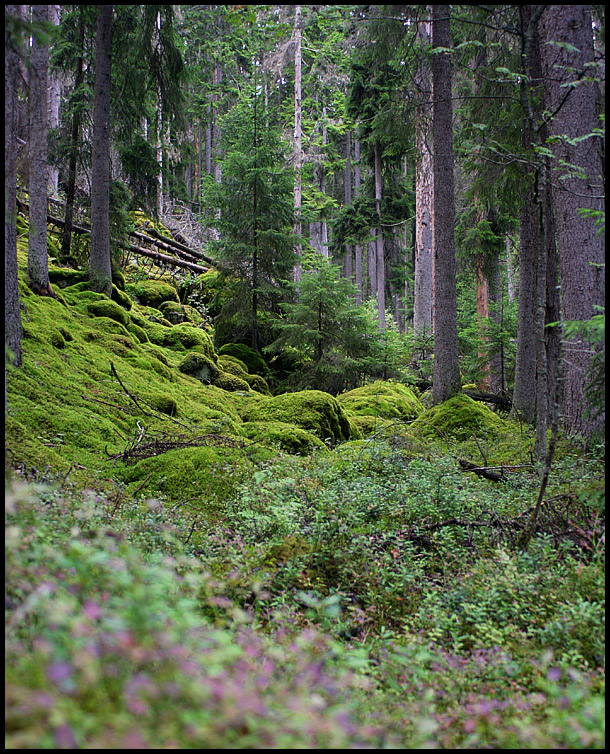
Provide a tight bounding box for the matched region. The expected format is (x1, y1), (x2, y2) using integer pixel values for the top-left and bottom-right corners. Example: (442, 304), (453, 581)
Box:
(458, 459), (506, 483)
(118, 240), (209, 274)
(17, 199), (209, 275)
(131, 227), (218, 267)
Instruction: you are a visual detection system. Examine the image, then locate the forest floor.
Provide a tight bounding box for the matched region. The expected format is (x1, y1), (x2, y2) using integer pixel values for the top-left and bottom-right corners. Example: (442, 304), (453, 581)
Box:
(5, 226), (605, 749)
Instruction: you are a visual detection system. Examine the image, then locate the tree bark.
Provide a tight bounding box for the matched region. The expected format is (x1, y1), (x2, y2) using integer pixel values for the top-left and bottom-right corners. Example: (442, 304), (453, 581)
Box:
(47, 5), (61, 198)
(353, 127), (363, 304)
(374, 141), (386, 332)
(431, 5), (461, 404)
(293, 5), (303, 283)
(540, 5), (605, 438)
(413, 19), (434, 342)
(89, 4), (114, 296)
(343, 129), (353, 279)
(28, 4), (51, 296)
(61, 7), (85, 260)
(5, 5), (23, 368)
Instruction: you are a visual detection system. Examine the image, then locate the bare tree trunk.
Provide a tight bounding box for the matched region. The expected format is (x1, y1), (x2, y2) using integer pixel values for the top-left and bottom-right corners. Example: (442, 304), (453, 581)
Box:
(320, 107), (329, 258)
(61, 7), (85, 260)
(374, 141), (386, 332)
(47, 4), (61, 198)
(343, 129), (353, 278)
(540, 4), (605, 438)
(28, 4), (51, 296)
(293, 5), (303, 282)
(5, 5), (23, 369)
(431, 4), (461, 404)
(89, 4), (113, 297)
(413, 19), (434, 342)
(354, 127), (363, 304)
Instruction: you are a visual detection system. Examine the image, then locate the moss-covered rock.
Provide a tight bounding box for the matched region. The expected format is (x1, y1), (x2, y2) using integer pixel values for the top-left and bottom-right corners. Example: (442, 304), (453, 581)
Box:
(147, 392), (178, 416)
(410, 393), (507, 442)
(241, 389), (360, 445)
(338, 381), (424, 422)
(213, 371), (251, 393)
(218, 343), (268, 377)
(50, 329), (66, 349)
(242, 420), (328, 455)
(126, 322), (150, 344)
(129, 280), (180, 309)
(111, 284), (133, 311)
(243, 373), (271, 395)
(218, 354), (249, 377)
(48, 266), (88, 288)
(159, 300), (191, 324)
(178, 352), (220, 385)
(86, 298), (130, 327)
(166, 324), (215, 357)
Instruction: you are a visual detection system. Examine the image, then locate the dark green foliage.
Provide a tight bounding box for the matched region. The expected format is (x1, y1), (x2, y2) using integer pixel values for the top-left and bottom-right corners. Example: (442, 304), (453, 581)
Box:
(201, 83), (295, 350)
(268, 261), (406, 394)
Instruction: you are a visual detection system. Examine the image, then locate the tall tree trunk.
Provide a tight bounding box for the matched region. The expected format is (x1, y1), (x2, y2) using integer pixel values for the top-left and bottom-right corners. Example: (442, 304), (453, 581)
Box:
(413, 19), (434, 342)
(512, 198), (538, 423)
(320, 107), (329, 258)
(5, 5), (23, 369)
(47, 4), (61, 198)
(293, 5), (303, 282)
(540, 5), (605, 438)
(89, 4), (113, 297)
(431, 5), (461, 404)
(61, 7), (85, 260)
(354, 127), (363, 304)
(343, 129), (353, 279)
(28, 4), (51, 296)
(374, 141), (386, 332)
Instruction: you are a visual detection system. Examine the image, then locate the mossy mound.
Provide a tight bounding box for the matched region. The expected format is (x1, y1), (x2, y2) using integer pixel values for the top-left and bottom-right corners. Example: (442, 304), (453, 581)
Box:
(126, 322), (150, 344)
(244, 373), (271, 395)
(348, 414), (395, 437)
(111, 284), (133, 311)
(218, 354), (249, 377)
(241, 390), (360, 446)
(338, 381), (424, 422)
(410, 393), (507, 442)
(86, 298), (130, 327)
(218, 343), (268, 377)
(214, 371), (251, 393)
(178, 352), (220, 385)
(242, 420), (328, 456)
(159, 300), (191, 324)
(129, 280), (180, 309)
(147, 392), (178, 417)
(166, 324), (215, 357)
(48, 266), (88, 288)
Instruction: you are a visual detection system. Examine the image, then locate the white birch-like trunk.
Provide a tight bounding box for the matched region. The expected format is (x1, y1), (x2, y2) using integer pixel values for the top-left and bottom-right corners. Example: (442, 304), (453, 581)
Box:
(293, 5), (303, 282)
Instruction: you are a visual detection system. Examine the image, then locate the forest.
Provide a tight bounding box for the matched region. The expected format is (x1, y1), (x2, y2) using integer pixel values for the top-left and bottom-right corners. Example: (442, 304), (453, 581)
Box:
(4, 4), (605, 749)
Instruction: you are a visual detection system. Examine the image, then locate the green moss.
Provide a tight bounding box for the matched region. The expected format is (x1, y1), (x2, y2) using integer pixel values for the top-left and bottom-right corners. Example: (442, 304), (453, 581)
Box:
(50, 329), (66, 349)
(410, 393), (507, 442)
(86, 298), (130, 327)
(58, 327), (73, 342)
(159, 300), (191, 324)
(48, 266), (88, 288)
(148, 392), (178, 416)
(243, 373), (271, 395)
(88, 317), (132, 339)
(178, 352), (220, 384)
(129, 280), (179, 309)
(241, 389), (360, 445)
(242, 420), (328, 455)
(218, 343), (268, 376)
(166, 324), (215, 357)
(126, 322), (150, 344)
(5, 414), (70, 475)
(338, 381), (424, 422)
(213, 371), (251, 393)
(111, 284), (133, 311)
(218, 354), (249, 377)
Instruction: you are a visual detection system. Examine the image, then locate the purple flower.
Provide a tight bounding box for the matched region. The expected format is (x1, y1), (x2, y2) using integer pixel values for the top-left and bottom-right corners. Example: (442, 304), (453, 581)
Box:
(47, 661), (73, 685)
(53, 724), (78, 748)
(547, 666), (561, 682)
(82, 599), (103, 621)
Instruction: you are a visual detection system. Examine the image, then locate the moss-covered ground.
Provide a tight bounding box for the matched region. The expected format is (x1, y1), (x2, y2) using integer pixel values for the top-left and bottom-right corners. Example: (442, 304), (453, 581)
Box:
(5, 219), (605, 749)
